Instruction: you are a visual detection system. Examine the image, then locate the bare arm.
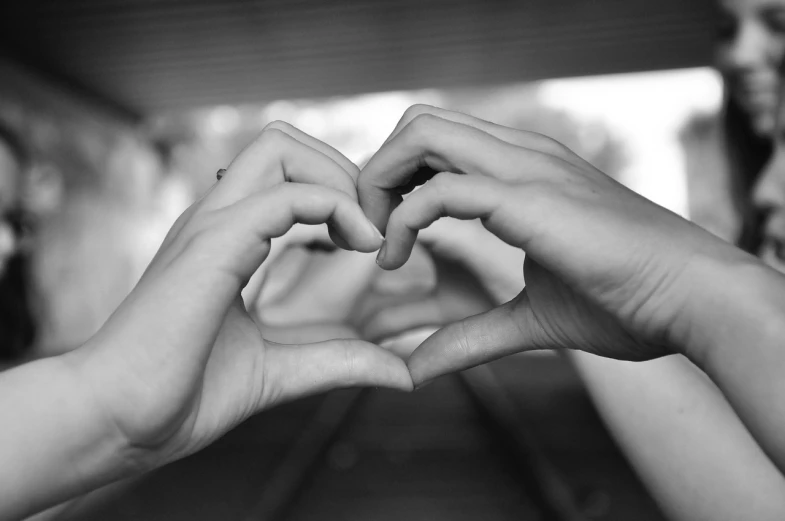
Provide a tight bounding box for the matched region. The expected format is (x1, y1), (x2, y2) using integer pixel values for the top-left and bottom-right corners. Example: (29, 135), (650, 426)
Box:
(571, 353), (785, 520)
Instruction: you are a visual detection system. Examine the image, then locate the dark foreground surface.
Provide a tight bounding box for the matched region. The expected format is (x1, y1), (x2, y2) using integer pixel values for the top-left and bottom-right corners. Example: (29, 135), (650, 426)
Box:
(59, 353), (665, 521)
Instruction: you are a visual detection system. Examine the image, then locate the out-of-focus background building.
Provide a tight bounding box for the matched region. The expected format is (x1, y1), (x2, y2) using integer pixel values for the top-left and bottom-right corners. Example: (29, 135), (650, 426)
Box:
(0, 1), (734, 519)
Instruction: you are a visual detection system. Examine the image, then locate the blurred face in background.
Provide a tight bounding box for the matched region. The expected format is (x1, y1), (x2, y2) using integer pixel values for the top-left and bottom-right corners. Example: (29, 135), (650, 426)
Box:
(752, 80), (785, 272)
(0, 140), (21, 276)
(716, 0), (785, 135)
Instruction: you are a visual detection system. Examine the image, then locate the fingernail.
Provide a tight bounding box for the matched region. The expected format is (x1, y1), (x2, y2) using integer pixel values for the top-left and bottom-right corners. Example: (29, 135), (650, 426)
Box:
(414, 378), (433, 391)
(368, 221), (384, 242)
(376, 240), (388, 266)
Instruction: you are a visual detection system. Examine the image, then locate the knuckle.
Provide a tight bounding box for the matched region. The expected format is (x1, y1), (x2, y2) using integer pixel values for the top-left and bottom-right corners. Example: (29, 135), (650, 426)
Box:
(263, 120), (293, 134)
(346, 162), (361, 179)
(402, 104), (436, 124)
(427, 172), (454, 198)
(259, 126), (290, 149)
(410, 112), (440, 132)
(530, 131), (571, 156)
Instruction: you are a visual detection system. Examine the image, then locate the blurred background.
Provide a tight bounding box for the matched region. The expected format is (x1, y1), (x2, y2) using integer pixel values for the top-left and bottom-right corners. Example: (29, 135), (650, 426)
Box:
(0, 0), (742, 519)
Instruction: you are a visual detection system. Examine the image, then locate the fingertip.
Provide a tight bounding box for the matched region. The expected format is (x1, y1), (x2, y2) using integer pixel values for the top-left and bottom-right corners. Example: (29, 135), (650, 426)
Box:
(354, 220), (385, 253)
(413, 378), (435, 391)
(365, 344), (415, 392)
(406, 351), (440, 389)
(375, 236), (415, 271)
(330, 204), (384, 253)
(328, 226), (355, 251)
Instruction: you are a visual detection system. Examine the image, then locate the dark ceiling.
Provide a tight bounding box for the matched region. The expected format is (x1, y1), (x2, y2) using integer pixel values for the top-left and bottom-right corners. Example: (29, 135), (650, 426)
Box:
(0, 0), (718, 118)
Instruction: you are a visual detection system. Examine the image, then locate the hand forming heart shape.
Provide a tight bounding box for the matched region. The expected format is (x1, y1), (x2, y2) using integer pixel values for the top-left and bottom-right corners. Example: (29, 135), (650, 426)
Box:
(233, 103), (759, 396)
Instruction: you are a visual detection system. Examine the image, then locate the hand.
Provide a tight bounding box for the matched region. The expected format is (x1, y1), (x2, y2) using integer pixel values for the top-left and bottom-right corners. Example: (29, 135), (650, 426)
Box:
(358, 105), (758, 385)
(64, 122), (413, 471)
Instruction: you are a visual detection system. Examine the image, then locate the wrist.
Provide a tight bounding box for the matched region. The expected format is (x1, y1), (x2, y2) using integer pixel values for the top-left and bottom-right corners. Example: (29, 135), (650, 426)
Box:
(0, 352), (146, 519)
(59, 348), (159, 477)
(676, 252), (785, 371)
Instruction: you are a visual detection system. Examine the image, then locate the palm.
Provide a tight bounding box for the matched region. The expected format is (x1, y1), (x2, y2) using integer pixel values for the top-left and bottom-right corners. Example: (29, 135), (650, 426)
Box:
(166, 299), (270, 458)
(520, 258), (664, 361)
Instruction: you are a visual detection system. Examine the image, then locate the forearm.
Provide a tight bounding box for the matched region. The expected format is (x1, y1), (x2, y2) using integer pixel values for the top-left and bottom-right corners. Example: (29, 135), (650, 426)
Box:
(570, 352), (785, 520)
(0, 354), (134, 520)
(682, 255), (785, 474)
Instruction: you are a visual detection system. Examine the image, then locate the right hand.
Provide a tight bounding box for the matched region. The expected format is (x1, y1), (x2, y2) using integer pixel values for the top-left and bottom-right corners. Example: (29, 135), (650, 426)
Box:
(358, 105), (761, 385)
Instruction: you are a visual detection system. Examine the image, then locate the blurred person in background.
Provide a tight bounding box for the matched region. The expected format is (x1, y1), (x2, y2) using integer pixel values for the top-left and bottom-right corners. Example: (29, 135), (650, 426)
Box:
(568, 5), (785, 519)
(0, 122), (37, 365)
(715, 0), (785, 248)
(752, 61), (785, 272)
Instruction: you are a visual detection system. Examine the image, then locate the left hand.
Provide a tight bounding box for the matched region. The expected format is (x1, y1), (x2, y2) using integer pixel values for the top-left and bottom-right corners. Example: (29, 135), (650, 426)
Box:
(63, 122), (413, 472)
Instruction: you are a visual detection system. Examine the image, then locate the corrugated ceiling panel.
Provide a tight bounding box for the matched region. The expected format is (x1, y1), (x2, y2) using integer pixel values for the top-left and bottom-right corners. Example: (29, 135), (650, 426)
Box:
(0, 0), (717, 115)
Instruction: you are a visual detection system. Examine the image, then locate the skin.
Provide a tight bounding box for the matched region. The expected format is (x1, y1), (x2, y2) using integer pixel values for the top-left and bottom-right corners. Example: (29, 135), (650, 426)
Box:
(716, 0), (785, 135)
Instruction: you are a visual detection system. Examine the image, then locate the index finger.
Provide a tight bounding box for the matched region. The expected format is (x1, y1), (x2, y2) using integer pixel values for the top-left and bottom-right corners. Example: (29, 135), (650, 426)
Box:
(384, 105), (577, 163)
(357, 114), (550, 233)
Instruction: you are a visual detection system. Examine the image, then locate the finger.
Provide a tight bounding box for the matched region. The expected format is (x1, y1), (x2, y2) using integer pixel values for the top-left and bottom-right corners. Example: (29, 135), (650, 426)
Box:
(264, 339), (414, 404)
(260, 122), (361, 250)
(358, 113), (547, 232)
(204, 128), (360, 212)
(262, 322), (360, 344)
(407, 294), (544, 387)
(204, 184), (383, 284)
(371, 242), (437, 296)
(384, 105), (577, 162)
(378, 173), (507, 270)
(379, 327), (440, 359)
(362, 298), (445, 342)
(264, 121), (360, 183)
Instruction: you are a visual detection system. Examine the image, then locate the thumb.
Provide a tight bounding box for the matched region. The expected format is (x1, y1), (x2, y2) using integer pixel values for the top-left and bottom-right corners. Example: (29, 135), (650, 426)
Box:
(263, 338), (414, 406)
(406, 291), (546, 387)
